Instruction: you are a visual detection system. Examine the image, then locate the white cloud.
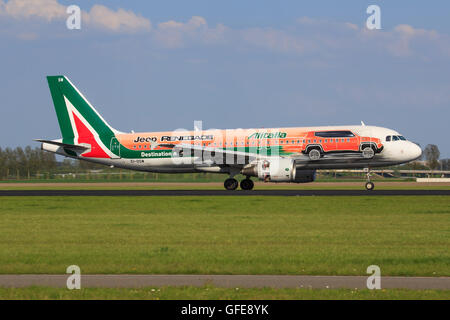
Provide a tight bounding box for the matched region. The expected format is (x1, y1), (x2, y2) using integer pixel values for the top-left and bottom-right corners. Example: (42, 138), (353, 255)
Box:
(297, 16), (359, 32)
(388, 24), (439, 56)
(0, 2), (448, 59)
(393, 24), (437, 38)
(84, 5), (151, 33)
(241, 28), (308, 54)
(345, 22), (358, 31)
(0, 0), (65, 21)
(0, 0), (151, 33)
(357, 23), (443, 57)
(240, 18), (448, 59)
(154, 16), (228, 48)
(158, 16), (206, 31)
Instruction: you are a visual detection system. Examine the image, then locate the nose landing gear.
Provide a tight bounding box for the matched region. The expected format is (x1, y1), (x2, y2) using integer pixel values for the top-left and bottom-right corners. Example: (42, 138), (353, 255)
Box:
(365, 181), (375, 190)
(364, 168), (375, 190)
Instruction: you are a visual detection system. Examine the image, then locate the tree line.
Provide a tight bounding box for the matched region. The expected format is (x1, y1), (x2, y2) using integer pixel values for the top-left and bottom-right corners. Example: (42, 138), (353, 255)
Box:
(0, 144), (448, 180)
(0, 146), (102, 180)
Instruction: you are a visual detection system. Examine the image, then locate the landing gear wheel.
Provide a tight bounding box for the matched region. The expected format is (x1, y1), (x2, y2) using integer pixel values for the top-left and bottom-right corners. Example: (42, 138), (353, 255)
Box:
(308, 149), (321, 161)
(224, 178), (239, 190)
(364, 168), (374, 191)
(362, 147), (375, 159)
(240, 178), (254, 190)
(365, 181), (375, 191)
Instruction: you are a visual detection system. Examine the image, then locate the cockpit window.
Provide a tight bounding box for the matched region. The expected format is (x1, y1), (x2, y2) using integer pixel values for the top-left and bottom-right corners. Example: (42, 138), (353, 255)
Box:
(387, 135), (406, 142)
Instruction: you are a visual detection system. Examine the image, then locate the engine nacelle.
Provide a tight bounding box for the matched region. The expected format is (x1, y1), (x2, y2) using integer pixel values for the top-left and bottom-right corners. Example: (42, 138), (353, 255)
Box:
(292, 167), (316, 183)
(241, 159), (316, 183)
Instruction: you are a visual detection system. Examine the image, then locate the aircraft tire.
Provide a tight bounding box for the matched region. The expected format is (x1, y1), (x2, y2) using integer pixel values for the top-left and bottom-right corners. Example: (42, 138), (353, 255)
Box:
(365, 181), (375, 191)
(224, 178), (239, 190)
(240, 178), (254, 190)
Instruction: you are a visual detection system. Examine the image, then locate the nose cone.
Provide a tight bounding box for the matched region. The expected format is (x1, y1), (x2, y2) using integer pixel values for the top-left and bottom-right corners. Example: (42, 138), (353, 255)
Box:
(408, 142), (422, 161)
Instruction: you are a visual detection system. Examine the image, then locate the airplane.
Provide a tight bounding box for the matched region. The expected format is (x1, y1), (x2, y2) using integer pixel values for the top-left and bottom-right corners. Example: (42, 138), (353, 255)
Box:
(37, 75), (422, 191)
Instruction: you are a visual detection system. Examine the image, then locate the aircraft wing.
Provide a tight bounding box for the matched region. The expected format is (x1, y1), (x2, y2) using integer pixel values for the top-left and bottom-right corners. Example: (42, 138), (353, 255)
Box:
(173, 143), (285, 166)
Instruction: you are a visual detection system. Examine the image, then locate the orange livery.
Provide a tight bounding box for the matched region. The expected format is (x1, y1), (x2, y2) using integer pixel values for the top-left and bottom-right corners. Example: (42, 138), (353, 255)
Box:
(37, 76), (422, 191)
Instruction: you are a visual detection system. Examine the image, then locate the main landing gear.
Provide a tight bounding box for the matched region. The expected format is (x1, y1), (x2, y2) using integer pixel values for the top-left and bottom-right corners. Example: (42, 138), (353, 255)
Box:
(224, 178), (239, 190)
(240, 178), (254, 190)
(223, 177), (254, 190)
(364, 168), (375, 191)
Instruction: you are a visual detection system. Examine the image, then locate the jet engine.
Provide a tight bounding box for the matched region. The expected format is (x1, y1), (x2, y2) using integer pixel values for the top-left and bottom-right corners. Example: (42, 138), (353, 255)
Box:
(241, 158), (316, 183)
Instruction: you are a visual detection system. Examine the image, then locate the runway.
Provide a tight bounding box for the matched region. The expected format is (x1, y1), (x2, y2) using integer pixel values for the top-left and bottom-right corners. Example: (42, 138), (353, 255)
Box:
(0, 189), (449, 196)
(0, 274), (449, 290)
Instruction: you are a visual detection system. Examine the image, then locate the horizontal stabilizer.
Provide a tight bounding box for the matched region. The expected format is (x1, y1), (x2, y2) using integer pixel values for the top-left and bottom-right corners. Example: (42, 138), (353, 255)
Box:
(34, 139), (89, 152)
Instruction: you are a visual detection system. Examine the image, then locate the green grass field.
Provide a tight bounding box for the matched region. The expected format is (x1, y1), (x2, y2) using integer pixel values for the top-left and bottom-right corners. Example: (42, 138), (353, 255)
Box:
(0, 182), (449, 190)
(0, 196), (448, 276)
(1, 286), (449, 300)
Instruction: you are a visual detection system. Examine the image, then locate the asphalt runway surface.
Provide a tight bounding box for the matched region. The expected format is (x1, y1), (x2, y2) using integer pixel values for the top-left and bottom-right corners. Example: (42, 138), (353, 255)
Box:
(0, 275), (449, 290)
(0, 189), (449, 196)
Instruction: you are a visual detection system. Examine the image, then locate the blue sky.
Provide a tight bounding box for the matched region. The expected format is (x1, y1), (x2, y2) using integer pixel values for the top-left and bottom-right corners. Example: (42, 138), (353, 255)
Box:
(1, 0), (449, 157)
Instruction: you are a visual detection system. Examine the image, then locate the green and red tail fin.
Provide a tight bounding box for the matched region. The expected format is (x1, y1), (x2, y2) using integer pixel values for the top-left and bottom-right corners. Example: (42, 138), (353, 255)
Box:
(47, 75), (119, 158)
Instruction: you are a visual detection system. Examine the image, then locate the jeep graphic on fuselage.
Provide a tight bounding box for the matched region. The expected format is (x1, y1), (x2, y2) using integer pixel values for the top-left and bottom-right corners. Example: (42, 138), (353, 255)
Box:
(300, 130), (383, 160)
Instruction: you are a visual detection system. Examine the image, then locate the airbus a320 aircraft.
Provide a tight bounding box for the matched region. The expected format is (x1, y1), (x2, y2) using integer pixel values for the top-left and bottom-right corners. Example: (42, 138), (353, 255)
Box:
(37, 76), (422, 190)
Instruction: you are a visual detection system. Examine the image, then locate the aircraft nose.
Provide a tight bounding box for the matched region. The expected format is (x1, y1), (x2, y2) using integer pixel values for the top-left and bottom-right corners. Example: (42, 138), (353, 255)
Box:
(408, 142), (422, 161)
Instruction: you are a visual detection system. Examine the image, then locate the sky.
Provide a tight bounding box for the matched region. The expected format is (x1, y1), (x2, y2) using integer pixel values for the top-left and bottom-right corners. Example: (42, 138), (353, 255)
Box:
(0, 0), (449, 158)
